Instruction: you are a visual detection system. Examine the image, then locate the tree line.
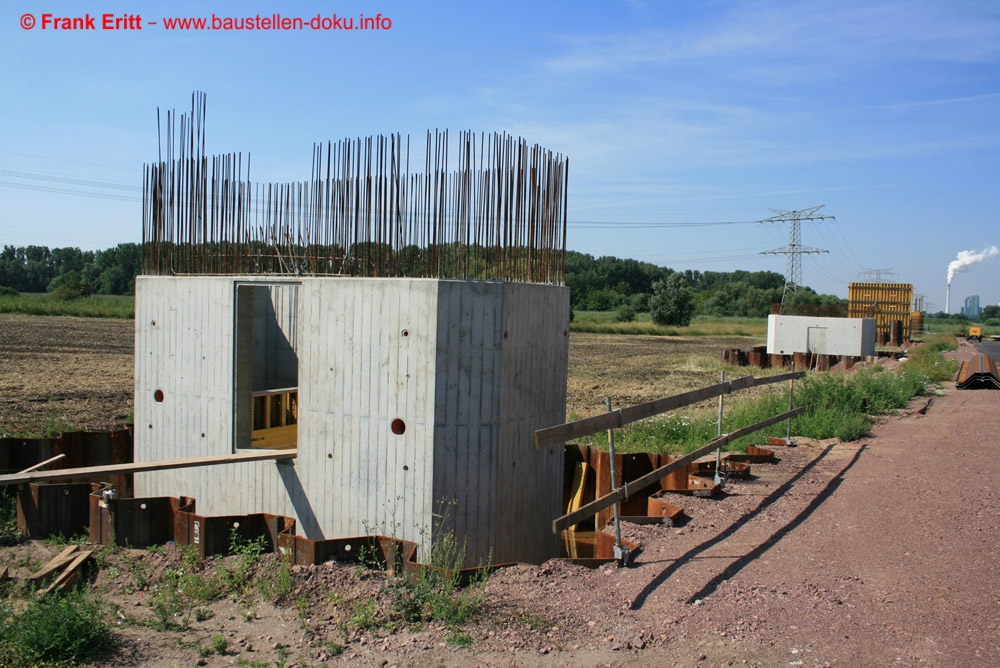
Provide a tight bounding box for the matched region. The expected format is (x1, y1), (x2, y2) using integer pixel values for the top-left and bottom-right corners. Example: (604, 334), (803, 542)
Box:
(0, 244), (847, 321)
(566, 250), (845, 321)
(0, 244), (140, 297)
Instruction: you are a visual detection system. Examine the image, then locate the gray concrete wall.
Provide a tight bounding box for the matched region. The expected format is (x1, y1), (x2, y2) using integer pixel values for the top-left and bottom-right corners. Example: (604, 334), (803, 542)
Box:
(134, 276), (569, 565)
(134, 276), (305, 520)
(296, 278), (440, 542)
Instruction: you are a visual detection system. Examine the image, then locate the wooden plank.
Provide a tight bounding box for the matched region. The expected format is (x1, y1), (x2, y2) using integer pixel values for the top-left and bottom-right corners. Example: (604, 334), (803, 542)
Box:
(551, 407), (805, 533)
(31, 545), (79, 581)
(250, 424), (297, 449)
(535, 372), (804, 449)
(745, 371), (804, 387)
(43, 549), (94, 594)
(618, 383), (735, 426)
(0, 449), (298, 486)
(17, 453), (66, 474)
(535, 410), (624, 449)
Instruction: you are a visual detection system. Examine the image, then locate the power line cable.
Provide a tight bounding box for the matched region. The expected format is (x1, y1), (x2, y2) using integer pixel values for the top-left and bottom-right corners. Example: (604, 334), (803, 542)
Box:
(0, 168), (141, 191)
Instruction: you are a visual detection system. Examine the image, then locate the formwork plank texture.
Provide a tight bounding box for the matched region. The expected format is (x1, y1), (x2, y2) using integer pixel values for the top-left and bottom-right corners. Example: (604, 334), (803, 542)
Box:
(494, 283), (568, 564)
(297, 279), (438, 546)
(134, 277), (301, 520)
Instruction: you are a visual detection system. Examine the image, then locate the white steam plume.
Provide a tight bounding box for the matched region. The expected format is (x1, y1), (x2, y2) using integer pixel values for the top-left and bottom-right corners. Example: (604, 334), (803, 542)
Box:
(947, 246), (999, 284)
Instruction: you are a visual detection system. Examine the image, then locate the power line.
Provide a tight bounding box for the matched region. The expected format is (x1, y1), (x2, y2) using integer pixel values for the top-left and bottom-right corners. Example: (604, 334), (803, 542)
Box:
(758, 205), (834, 309)
(858, 268), (900, 282)
(568, 220), (759, 229)
(0, 180), (140, 202)
(0, 168), (141, 191)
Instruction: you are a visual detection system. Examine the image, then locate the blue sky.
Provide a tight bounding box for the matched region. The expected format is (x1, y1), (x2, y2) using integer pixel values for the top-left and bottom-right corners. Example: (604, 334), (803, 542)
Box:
(2, 0), (998, 311)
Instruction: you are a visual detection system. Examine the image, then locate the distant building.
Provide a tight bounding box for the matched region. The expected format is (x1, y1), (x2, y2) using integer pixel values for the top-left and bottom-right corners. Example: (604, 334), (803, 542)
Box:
(962, 295), (982, 318)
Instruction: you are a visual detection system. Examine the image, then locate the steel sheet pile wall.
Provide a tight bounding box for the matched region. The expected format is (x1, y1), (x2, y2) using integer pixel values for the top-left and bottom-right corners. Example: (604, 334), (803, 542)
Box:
(848, 282), (914, 340)
(142, 93), (568, 284)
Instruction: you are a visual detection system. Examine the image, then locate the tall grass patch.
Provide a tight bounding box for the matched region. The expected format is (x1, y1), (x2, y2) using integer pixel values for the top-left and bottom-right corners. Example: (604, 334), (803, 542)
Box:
(570, 312), (767, 337)
(576, 339), (956, 453)
(0, 293), (134, 319)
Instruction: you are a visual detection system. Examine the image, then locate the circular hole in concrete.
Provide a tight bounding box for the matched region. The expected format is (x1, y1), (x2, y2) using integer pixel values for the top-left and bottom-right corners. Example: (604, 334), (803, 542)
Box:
(327, 453), (333, 459)
(391, 418), (406, 435)
(151, 320), (156, 326)
(503, 330), (509, 338)
(402, 329), (409, 337)
(154, 389), (164, 403)
(403, 465), (409, 471)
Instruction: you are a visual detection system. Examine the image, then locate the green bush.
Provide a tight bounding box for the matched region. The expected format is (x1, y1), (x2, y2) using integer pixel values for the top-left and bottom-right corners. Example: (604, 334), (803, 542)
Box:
(0, 286), (17, 297)
(615, 304), (636, 322)
(0, 591), (116, 667)
(650, 274), (694, 326)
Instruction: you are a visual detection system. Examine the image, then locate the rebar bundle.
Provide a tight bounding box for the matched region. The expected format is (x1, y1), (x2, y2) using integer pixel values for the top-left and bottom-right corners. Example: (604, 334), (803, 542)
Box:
(142, 93), (568, 284)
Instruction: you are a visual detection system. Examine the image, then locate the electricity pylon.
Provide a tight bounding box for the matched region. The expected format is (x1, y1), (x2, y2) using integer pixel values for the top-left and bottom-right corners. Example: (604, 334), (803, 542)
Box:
(759, 205), (833, 310)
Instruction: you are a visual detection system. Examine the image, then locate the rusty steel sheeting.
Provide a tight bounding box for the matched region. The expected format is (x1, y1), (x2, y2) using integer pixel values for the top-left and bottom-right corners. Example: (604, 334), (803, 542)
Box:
(142, 92), (569, 284)
(694, 458), (751, 480)
(0, 428), (133, 496)
(17, 482), (94, 539)
(956, 353), (1000, 390)
(726, 444), (776, 463)
(89, 486), (197, 549)
(80, 487), (631, 571)
(646, 492), (685, 525)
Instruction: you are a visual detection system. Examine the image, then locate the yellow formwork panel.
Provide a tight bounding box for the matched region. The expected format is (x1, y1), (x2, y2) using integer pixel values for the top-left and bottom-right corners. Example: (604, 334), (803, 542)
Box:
(848, 282), (914, 338)
(250, 389), (298, 450)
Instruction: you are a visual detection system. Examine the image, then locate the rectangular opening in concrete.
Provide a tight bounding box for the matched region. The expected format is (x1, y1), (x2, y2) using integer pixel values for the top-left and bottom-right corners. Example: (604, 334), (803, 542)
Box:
(234, 282), (299, 451)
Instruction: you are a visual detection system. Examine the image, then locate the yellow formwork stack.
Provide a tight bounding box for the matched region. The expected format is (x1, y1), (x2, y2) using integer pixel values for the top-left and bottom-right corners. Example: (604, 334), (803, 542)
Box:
(848, 282), (914, 341)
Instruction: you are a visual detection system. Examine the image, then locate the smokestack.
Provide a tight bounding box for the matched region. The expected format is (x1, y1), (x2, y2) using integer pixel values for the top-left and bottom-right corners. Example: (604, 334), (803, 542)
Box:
(946, 283), (951, 314)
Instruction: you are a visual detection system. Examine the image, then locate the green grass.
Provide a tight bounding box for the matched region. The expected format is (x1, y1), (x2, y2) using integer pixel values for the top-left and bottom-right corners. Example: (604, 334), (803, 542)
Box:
(571, 312), (767, 337)
(0, 590), (116, 667)
(0, 489), (24, 547)
(0, 293), (134, 319)
(577, 335), (959, 453)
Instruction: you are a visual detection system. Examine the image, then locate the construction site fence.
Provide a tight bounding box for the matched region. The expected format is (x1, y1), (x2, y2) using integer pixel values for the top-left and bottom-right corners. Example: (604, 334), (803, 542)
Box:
(535, 371), (803, 450)
(538, 371), (805, 534)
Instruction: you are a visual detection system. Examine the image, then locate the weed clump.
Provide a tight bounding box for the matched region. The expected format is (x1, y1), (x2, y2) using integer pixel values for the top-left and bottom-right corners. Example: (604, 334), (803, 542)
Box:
(0, 489), (25, 547)
(0, 590), (116, 667)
